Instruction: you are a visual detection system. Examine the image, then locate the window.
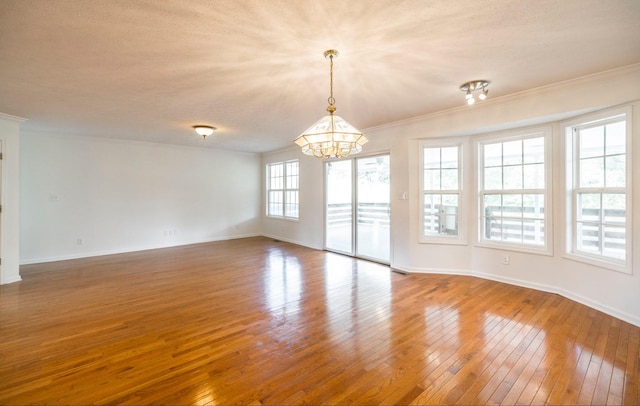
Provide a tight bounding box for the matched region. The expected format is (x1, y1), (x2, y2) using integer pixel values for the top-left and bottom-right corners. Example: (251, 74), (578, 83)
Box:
(478, 129), (550, 252)
(420, 141), (465, 243)
(565, 107), (631, 272)
(267, 160), (299, 219)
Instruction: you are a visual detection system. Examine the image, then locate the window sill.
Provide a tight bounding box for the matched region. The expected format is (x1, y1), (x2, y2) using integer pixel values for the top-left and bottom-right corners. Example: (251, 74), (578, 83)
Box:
(265, 216), (300, 223)
(419, 236), (468, 246)
(475, 240), (553, 256)
(563, 252), (632, 275)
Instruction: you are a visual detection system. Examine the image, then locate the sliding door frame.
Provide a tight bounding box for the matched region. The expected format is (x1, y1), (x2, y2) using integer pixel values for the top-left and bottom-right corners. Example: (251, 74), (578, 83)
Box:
(324, 152), (391, 265)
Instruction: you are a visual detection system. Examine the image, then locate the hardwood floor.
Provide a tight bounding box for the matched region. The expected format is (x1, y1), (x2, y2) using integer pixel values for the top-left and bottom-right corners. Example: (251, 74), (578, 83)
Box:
(1, 237), (638, 405)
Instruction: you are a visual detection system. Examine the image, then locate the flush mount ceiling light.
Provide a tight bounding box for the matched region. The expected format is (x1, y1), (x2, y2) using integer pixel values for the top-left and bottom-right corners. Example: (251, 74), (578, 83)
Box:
(192, 125), (216, 139)
(460, 80), (490, 105)
(294, 49), (367, 158)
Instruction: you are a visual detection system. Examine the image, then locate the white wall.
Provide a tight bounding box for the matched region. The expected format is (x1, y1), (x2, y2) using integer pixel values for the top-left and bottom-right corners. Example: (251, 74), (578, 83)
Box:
(264, 64), (640, 326)
(20, 132), (262, 263)
(0, 113), (26, 284)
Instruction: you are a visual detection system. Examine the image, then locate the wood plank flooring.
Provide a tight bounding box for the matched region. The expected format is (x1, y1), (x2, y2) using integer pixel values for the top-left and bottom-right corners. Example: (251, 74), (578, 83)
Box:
(1, 237), (638, 405)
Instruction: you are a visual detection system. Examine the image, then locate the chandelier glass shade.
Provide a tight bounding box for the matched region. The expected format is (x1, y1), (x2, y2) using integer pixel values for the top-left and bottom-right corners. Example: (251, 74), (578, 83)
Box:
(294, 50), (367, 158)
(295, 113), (367, 158)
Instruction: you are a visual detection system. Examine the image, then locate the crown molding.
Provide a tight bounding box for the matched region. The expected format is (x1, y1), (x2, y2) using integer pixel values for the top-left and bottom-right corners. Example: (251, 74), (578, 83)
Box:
(0, 112), (28, 123)
(364, 63), (640, 134)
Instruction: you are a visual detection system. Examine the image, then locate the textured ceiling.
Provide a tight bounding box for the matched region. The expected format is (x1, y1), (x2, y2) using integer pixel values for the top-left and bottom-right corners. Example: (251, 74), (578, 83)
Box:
(1, 0), (639, 153)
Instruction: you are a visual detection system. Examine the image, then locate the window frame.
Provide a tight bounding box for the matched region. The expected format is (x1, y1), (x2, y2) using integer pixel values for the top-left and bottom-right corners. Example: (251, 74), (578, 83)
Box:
(419, 138), (467, 245)
(475, 126), (553, 255)
(266, 159), (299, 220)
(562, 105), (633, 274)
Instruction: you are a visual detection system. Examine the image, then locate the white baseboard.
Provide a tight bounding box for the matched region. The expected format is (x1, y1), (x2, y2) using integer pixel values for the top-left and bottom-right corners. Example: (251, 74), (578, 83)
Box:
(1, 275), (22, 284)
(260, 233), (323, 251)
(19, 233), (261, 265)
(394, 265), (640, 328)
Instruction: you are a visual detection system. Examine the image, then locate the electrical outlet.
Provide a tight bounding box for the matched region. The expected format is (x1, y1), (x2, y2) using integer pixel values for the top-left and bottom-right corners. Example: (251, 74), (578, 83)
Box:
(502, 255), (510, 265)
(77, 237), (85, 246)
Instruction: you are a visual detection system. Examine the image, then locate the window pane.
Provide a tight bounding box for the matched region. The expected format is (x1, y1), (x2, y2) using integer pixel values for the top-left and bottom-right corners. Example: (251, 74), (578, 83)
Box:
(523, 219), (544, 245)
(441, 194), (459, 235)
(503, 140), (522, 165)
(605, 155), (625, 188)
(523, 194), (544, 219)
(523, 137), (544, 164)
(424, 194), (442, 212)
(441, 169), (458, 190)
(424, 169), (441, 190)
(484, 143), (502, 167)
(485, 217), (502, 240)
(503, 218), (523, 242)
(442, 194), (458, 206)
(523, 163), (544, 189)
(285, 161), (299, 189)
(502, 194), (522, 218)
(579, 157), (604, 187)
(577, 222), (601, 254)
(270, 163), (284, 189)
(580, 126), (604, 159)
(423, 216), (439, 234)
(268, 190), (283, 216)
(605, 121), (625, 156)
(503, 165), (523, 190)
(426, 193), (439, 206)
(603, 193), (625, 224)
(285, 191), (298, 217)
(423, 194), (441, 235)
(423, 193), (459, 236)
(603, 225), (625, 259)
(441, 147), (458, 169)
(424, 148), (441, 169)
(484, 167), (502, 190)
(578, 193), (600, 222)
(484, 194), (502, 217)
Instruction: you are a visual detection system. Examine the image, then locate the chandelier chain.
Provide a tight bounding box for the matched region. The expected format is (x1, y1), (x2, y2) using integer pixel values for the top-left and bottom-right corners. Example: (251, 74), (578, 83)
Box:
(293, 49), (367, 158)
(328, 54), (335, 106)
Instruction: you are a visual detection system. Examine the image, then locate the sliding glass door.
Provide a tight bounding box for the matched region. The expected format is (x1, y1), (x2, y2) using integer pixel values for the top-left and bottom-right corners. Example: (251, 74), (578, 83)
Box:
(356, 155), (390, 261)
(326, 160), (353, 254)
(325, 154), (390, 263)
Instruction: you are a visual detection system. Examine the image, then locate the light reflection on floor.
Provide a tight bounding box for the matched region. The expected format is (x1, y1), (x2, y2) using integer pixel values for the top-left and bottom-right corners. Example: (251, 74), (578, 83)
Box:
(323, 253), (392, 356)
(264, 248), (302, 318)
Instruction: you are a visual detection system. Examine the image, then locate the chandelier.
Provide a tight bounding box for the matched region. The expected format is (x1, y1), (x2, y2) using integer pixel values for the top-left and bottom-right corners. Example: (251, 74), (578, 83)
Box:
(294, 50), (367, 158)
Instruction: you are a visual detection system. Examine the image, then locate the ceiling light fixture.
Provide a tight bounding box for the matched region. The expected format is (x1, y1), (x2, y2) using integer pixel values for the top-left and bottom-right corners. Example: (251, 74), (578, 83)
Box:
(294, 50), (367, 158)
(460, 80), (490, 105)
(193, 125), (216, 139)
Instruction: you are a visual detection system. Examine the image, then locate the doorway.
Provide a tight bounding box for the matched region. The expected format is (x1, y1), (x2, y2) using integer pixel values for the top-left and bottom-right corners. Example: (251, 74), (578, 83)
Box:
(325, 154), (390, 263)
